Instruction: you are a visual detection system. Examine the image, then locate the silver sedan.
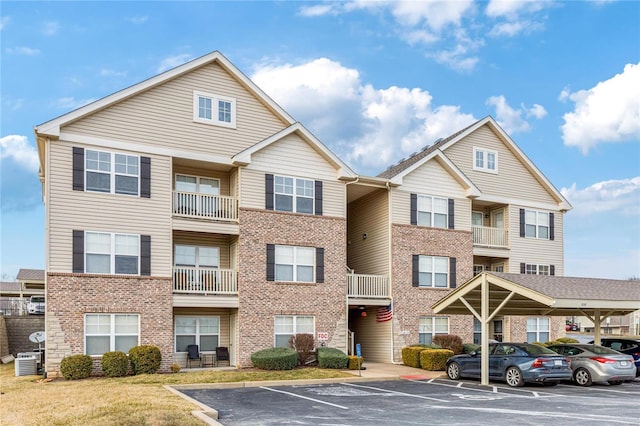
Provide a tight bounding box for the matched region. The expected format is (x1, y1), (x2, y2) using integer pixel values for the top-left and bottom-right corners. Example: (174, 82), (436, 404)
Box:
(547, 343), (636, 386)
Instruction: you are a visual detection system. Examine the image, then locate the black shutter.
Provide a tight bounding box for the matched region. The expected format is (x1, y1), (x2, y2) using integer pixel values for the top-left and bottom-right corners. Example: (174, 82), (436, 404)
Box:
(549, 213), (555, 240)
(265, 174), (274, 210)
(140, 157), (151, 198)
(314, 180), (323, 216)
(550, 265), (555, 276)
(72, 147), (84, 191)
(140, 235), (151, 276)
(316, 247), (324, 283)
(520, 262), (526, 274)
(519, 209), (525, 237)
(410, 194), (417, 225)
(449, 257), (457, 288)
(266, 244), (275, 281)
(412, 255), (420, 287)
(448, 199), (455, 229)
(72, 230), (84, 273)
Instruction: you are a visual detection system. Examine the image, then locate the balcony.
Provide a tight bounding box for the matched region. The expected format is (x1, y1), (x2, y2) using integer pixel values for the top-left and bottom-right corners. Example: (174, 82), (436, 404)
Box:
(173, 267), (238, 295)
(347, 274), (390, 305)
(173, 191), (238, 222)
(472, 225), (508, 249)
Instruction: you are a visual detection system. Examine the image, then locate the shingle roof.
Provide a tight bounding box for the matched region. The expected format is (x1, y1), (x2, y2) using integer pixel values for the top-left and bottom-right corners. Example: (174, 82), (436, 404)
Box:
(16, 269), (45, 282)
(0, 281), (21, 292)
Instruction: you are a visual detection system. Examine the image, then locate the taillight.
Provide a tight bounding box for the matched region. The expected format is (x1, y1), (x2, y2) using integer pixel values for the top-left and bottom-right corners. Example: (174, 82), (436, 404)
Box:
(590, 357), (616, 364)
(566, 357), (571, 366)
(532, 358), (544, 368)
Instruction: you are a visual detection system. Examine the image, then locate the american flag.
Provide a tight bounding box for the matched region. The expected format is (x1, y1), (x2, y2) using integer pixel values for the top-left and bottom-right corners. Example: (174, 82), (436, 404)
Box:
(376, 304), (393, 322)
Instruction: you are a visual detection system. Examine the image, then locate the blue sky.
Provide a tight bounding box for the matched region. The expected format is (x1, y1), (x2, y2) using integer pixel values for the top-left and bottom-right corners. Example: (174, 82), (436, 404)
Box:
(1, 1), (639, 280)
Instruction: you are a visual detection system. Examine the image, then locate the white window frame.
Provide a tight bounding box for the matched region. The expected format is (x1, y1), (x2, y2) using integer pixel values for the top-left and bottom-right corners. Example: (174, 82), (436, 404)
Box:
(524, 209), (550, 239)
(274, 175), (315, 214)
(418, 255), (449, 288)
(417, 195), (448, 228)
(473, 147), (498, 173)
(525, 264), (550, 275)
(85, 231), (140, 275)
(174, 316), (220, 353)
(419, 316), (449, 345)
(526, 317), (550, 343)
(175, 174), (220, 195)
(193, 90), (236, 128)
(174, 245), (220, 268)
(275, 245), (315, 283)
(85, 149), (140, 196)
(274, 315), (315, 348)
(85, 313), (139, 355)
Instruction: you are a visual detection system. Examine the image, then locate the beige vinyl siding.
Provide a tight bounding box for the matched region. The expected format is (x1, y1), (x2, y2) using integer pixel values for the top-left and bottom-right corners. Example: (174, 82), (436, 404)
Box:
(444, 125), (558, 204)
(347, 189), (389, 275)
(48, 141), (172, 275)
(508, 205), (564, 274)
(353, 308), (392, 362)
(172, 233), (232, 269)
(64, 62), (288, 157)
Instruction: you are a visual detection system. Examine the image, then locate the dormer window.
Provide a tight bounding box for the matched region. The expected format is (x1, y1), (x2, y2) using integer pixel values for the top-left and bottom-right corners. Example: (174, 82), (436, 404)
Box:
(193, 91), (236, 128)
(473, 147), (498, 173)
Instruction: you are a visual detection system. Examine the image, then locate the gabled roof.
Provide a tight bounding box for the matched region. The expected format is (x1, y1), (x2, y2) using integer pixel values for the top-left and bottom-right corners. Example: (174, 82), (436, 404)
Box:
(378, 116), (572, 211)
(35, 51), (296, 138)
(17, 269), (45, 282)
(232, 123), (357, 180)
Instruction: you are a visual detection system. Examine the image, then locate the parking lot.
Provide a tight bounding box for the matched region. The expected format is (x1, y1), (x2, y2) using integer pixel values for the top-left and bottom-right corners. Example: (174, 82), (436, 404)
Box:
(178, 377), (640, 425)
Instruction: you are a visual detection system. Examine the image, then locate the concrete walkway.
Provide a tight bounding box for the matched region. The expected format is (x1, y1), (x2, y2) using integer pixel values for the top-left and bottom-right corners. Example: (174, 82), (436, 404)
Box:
(342, 362), (446, 380)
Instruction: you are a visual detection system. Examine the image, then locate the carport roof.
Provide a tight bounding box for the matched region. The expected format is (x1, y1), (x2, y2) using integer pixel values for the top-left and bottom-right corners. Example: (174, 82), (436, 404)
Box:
(433, 272), (640, 317)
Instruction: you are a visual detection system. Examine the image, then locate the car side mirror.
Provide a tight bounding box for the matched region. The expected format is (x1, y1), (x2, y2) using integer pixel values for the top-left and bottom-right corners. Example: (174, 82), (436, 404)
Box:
(470, 351), (478, 356)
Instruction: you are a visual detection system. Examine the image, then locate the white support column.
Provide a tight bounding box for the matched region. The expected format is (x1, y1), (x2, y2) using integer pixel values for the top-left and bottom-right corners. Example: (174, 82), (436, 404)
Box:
(593, 309), (601, 345)
(481, 273), (489, 386)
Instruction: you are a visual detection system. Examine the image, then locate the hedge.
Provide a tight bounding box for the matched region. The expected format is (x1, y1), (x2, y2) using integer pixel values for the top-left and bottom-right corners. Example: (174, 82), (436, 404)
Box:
(420, 349), (453, 371)
(251, 347), (298, 370)
(60, 354), (94, 380)
(101, 351), (129, 377)
(317, 347), (348, 369)
(401, 344), (441, 368)
(347, 355), (364, 370)
(128, 345), (162, 375)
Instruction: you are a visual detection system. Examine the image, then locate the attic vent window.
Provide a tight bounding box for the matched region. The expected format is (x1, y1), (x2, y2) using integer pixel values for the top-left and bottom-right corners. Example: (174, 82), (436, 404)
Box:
(193, 90), (236, 129)
(473, 147), (498, 173)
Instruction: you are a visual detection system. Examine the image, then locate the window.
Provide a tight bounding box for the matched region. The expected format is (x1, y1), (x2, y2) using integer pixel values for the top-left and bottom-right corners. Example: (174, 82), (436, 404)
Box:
(417, 195), (448, 228)
(175, 175), (220, 195)
(85, 313), (139, 355)
(418, 255), (449, 288)
(274, 315), (314, 348)
(274, 175), (314, 214)
(275, 245), (314, 282)
(525, 264), (550, 275)
(85, 232), (140, 275)
(524, 210), (549, 239)
(473, 265), (485, 276)
(473, 318), (482, 345)
(473, 147), (498, 173)
(193, 91), (236, 128)
(527, 317), (550, 343)
(86, 150), (139, 195)
(419, 317), (448, 345)
(175, 316), (220, 352)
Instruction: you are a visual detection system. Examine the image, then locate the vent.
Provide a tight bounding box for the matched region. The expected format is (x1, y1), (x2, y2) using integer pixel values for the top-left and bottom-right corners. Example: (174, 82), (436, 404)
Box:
(14, 356), (37, 376)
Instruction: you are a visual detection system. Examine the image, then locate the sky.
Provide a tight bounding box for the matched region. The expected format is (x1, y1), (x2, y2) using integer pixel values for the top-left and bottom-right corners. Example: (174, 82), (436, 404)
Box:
(1, 1), (639, 281)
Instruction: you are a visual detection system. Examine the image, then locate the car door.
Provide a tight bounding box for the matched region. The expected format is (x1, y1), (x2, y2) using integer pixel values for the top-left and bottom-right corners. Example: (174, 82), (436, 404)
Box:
(489, 344), (513, 378)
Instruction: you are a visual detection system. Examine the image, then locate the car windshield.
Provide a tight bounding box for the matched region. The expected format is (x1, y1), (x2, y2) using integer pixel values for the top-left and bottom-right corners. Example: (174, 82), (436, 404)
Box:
(519, 344), (557, 355)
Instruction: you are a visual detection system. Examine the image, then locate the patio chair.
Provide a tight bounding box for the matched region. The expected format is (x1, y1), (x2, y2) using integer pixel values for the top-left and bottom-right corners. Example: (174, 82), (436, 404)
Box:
(216, 346), (230, 366)
(187, 344), (201, 368)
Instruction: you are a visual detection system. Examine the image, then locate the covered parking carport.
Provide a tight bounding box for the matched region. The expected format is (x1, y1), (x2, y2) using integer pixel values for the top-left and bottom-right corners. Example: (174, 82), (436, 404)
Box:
(433, 272), (640, 385)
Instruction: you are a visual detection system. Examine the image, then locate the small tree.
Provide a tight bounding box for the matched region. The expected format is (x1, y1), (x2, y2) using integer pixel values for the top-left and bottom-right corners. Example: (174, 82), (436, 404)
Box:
(289, 333), (315, 365)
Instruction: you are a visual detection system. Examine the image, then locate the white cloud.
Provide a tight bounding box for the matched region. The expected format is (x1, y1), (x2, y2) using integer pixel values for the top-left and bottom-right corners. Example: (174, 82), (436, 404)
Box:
(561, 63), (640, 154)
(298, 4), (335, 17)
(0, 135), (40, 172)
(5, 46), (41, 55)
(389, 0), (474, 31)
(126, 16), (148, 24)
(157, 54), (193, 73)
(54, 97), (96, 110)
(42, 21), (60, 36)
(561, 177), (640, 216)
(252, 57), (476, 173)
(486, 95), (545, 133)
(99, 68), (127, 78)
(485, 0), (550, 37)
(485, 0), (549, 18)
(0, 16), (9, 30)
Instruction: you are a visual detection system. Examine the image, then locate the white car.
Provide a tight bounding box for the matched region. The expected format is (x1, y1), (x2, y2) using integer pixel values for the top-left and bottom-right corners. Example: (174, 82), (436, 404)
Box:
(27, 296), (45, 315)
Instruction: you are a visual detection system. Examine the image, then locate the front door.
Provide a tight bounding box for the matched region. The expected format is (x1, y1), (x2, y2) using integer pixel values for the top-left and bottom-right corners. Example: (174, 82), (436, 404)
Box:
(229, 312), (237, 366)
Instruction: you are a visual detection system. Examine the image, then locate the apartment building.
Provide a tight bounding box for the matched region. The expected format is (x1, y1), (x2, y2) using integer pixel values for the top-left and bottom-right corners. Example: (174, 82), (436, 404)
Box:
(35, 51), (571, 374)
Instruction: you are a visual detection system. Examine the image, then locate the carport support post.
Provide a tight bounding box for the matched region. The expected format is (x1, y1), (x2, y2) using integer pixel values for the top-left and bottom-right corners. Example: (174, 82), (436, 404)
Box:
(481, 273), (489, 386)
(593, 309), (601, 345)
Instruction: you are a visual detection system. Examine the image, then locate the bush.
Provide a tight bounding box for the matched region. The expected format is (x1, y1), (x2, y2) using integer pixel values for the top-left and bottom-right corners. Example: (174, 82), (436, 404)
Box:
(170, 362), (181, 373)
(347, 355), (364, 370)
(551, 337), (580, 344)
(432, 334), (464, 355)
(462, 343), (480, 354)
(251, 347), (298, 370)
(420, 349), (454, 371)
(128, 345), (162, 375)
(317, 347), (348, 369)
(60, 354), (94, 380)
(289, 333), (315, 365)
(401, 346), (433, 368)
(101, 351), (129, 377)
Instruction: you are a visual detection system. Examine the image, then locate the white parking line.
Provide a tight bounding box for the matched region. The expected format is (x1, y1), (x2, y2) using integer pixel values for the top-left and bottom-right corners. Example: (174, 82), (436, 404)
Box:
(342, 382), (449, 402)
(259, 386), (349, 410)
(414, 378), (559, 398)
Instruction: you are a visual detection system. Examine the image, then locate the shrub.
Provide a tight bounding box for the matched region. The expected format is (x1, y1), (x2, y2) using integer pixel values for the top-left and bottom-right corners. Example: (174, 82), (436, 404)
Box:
(170, 362), (181, 373)
(347, 355), (364, 370)
(402, 346), (429, 368)
(251, 347), (298, 370)
(462, 343), (480, 354)
(60, 354), (94, 380)
(128, 345), (162, 375)
(317, 347), (348, 369)
(551, 337), (580, 344)
(101, 351), (129, 377)
(432, 334), (464, 355)
(420, 349), (454, 371)
(289, 333), (315, 365)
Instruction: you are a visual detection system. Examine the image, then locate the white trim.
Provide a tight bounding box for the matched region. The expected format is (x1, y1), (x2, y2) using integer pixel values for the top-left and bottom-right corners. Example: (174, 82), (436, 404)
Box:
(85, 231), (141, 275)
(174, 315), (221, 353)
(472, 146), (499, 174)
(273, 174), (315, 214)
(193, 90), (237, 128)
(85, 149), (141, 196)
(475, 194), (563, 212)
(84, 313), (140, 355)
(274, 245), (316, 283)
(274, 315), (315, 348)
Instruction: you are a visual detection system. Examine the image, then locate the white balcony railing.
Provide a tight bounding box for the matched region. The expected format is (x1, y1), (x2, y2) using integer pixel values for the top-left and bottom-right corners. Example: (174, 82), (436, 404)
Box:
(173, 191), (238, 221)
(347, 274), (389, 298)
(173, 267), (237, 295)
(472, 225), (508, 248)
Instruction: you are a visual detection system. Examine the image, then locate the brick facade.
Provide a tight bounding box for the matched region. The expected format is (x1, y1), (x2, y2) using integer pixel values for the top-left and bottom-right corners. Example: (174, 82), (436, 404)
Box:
(45, 273), (173, 376)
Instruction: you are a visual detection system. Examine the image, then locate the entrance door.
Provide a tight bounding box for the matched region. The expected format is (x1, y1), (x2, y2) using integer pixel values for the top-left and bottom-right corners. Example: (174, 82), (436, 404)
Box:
(229, 312), (237, 366)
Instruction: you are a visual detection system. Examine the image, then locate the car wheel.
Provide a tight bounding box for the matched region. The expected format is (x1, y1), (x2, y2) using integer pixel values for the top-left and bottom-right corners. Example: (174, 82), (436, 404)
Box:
(505, 366), (524, 387)
(574, 368), (592, 387)
(447, 362), (461, 380)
